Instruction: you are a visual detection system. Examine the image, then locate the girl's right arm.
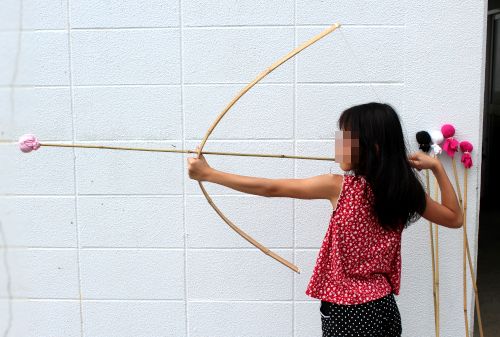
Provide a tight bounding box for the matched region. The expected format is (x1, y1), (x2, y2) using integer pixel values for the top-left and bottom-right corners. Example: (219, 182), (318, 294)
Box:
(409, 152), (463, 228)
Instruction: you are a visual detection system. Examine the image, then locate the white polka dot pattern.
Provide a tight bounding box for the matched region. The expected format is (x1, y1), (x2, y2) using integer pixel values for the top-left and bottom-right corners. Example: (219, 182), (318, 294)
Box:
(305, 173), (403, 305)
(319, 292), (402, 336)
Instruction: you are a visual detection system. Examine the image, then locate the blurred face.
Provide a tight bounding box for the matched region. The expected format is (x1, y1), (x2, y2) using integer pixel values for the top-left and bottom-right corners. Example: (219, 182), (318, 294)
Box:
(335, 130), (360, 171)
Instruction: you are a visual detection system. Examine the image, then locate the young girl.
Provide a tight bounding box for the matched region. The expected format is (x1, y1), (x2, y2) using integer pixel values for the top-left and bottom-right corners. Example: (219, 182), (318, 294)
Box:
(187, 102), (463, 337)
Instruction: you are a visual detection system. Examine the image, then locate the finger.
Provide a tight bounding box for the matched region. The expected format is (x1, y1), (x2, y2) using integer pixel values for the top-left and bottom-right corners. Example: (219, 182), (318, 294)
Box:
(193, 146), (201, 157)
(195, 145), (203, 157)
(408, 159), (418, 167)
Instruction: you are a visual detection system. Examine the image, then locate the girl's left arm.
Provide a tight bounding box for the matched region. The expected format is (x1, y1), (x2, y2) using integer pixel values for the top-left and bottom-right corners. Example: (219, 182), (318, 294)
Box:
(205, 169), (340, 201)
(187, 148), (340, 201)
(206, 169), (273, 197)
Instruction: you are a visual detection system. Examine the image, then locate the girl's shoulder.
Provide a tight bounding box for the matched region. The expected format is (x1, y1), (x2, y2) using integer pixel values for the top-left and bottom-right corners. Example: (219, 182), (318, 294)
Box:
(340, 171), (359, 185)
(342, 173), (375, 200)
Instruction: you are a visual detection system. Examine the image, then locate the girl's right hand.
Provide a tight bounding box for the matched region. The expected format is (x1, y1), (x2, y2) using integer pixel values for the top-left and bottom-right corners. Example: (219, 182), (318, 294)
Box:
(408, 152), (439, 171)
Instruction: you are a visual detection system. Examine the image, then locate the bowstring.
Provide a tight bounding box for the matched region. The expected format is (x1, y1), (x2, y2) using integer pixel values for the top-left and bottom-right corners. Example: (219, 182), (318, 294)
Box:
(338, 26), (383, 103)
(329, 26), (383, 173)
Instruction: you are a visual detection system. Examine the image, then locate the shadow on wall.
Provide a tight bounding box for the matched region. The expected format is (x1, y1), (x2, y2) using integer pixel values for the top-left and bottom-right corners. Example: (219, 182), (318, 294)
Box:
(474, 210), (500, 337)
(476, 2), (500, 336)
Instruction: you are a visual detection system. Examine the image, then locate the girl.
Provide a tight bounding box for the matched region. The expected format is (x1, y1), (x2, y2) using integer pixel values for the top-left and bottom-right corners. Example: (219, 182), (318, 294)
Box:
(187, 102), (463, 337)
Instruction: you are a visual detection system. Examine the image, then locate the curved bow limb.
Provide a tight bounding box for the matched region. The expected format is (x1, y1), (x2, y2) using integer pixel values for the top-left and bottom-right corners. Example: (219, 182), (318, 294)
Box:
(195, 23), (342, 274)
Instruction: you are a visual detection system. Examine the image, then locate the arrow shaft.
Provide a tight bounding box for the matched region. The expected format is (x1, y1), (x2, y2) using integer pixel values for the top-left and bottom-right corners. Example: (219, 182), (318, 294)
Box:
(39, 142), (335, 161)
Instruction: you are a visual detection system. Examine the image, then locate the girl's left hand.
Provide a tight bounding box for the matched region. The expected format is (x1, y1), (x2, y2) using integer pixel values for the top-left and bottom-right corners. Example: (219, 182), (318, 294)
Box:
(187, 146), (212, 181)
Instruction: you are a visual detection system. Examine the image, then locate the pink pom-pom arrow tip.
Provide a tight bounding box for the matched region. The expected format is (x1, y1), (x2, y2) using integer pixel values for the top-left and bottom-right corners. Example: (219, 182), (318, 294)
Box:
(441, 124), (459, 157)
(18, 134), (41, 153)
(459, 140), (473, 169)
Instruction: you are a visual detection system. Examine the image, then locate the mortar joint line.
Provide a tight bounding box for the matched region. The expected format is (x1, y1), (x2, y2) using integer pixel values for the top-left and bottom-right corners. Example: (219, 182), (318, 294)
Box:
(178, 2), (190, 336)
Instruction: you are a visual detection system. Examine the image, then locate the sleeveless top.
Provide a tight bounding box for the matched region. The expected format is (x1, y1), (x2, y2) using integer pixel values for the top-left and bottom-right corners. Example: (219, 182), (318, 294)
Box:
(305, 172), (403, 305)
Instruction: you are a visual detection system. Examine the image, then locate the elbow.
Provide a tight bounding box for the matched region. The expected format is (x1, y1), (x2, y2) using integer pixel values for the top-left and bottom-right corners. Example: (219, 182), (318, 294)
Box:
(453, 212), (464, 229)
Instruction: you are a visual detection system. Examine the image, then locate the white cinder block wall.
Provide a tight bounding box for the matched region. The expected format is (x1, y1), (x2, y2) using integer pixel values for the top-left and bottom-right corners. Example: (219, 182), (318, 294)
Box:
(0, 1), (487, 336)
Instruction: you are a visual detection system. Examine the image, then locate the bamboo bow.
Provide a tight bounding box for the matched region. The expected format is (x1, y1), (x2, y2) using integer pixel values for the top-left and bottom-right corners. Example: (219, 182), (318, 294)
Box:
(194, 23), (342, 274)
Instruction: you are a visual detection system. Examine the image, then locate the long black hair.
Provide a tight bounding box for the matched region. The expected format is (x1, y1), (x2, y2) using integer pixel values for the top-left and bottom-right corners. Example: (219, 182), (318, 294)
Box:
(338, 102), (426, 232)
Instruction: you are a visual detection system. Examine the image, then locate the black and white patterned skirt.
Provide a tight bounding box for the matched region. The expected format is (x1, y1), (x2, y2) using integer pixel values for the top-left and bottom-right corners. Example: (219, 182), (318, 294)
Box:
(320, 292), (402, 337)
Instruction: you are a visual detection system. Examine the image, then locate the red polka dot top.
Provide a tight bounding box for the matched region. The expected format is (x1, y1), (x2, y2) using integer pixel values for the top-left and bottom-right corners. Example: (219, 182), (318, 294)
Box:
(305, 172), (403, 305)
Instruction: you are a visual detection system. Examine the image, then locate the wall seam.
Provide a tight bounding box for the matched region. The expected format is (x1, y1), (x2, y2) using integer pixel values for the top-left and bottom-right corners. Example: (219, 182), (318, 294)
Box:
(293, 1), (298, 335)
(179, 1), (189, 336)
